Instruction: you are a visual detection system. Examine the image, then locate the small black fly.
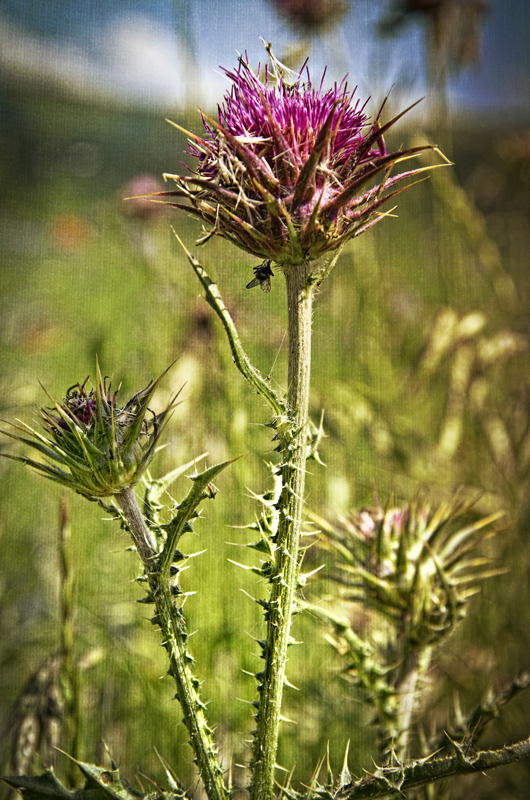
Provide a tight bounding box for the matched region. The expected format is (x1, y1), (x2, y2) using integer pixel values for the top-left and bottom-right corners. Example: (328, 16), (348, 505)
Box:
(246, 260), (274, 293)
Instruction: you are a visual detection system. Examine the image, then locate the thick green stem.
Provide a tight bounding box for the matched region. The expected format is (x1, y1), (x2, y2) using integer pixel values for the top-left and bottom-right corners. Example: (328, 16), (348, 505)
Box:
(115, 487), (228, 800)
(393, 646), (432, 761)
(250, 263), (314, 800)
(116, 487), (157, 565)
(175, 238), (318, 798)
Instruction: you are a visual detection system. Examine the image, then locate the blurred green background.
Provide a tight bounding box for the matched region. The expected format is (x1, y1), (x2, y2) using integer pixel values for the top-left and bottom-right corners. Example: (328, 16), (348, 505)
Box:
(1, 1), (530, 797)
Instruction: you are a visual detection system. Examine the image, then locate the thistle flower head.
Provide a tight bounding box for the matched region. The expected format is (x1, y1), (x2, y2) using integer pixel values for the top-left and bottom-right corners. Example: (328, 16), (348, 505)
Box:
(318, 492), (505, 646)
(1, 364), (177, 499)
(162, 47), (445, 266)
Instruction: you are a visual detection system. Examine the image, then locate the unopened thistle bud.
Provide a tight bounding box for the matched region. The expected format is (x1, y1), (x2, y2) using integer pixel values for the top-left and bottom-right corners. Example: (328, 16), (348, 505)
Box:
(160, 47), (446, 267)
(319, 492), (505, 646)
(1, 364), (177, 499)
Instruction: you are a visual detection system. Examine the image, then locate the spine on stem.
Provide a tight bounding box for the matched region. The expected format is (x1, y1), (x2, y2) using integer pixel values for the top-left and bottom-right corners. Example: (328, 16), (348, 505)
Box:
(250, 263), (314, 800)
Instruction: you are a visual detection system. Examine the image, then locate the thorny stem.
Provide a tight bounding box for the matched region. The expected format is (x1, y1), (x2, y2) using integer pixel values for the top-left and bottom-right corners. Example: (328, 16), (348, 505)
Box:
(340, 735), (530, 799)
(250, 263), (314, 800)
(115, 487), (228, 800)
(173, 234), (319, 799)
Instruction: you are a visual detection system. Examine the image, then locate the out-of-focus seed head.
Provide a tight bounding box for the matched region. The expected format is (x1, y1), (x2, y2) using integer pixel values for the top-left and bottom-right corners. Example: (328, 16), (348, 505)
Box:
(2, 364), (177, 499)
(269, 0), (348, 33)
(379, 0), (491, 70)
(319, 492), (505, 646)
(160, 47), (446, 267)
(122, 174), (169, 222)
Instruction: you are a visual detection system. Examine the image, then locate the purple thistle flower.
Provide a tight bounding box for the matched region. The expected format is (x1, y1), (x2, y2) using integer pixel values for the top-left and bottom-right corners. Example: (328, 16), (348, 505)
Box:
(41, 377), (114, 433)
(161, 48), (444, 267)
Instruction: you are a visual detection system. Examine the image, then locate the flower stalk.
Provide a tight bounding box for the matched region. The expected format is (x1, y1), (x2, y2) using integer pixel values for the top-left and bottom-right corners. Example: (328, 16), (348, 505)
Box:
(250, 262), (315, 800)
(58, 496), (81, 778)
(116, 487), (157, 564)
(172, 233), (318, 799)
(392, 646), (433, 760)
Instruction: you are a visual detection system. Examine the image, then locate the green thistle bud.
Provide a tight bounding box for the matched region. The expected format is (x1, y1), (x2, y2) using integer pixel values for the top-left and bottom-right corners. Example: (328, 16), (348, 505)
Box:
(318, 492), (505, 646)
(1, 363), (177, 499)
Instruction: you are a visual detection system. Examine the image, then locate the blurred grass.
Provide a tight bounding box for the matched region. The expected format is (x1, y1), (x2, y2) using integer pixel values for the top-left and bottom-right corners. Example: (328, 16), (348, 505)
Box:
(1, 86), (530, 797)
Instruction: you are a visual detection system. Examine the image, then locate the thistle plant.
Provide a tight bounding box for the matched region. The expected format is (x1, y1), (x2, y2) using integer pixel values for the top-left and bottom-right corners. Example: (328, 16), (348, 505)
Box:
(3, 43), (530, 800)
(311, 493), (506, 760)
(2, 365), (233, 800)
(157, 46), (450, 800)
(153, 44), (528, 798)
(1, 364), (180, 562)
